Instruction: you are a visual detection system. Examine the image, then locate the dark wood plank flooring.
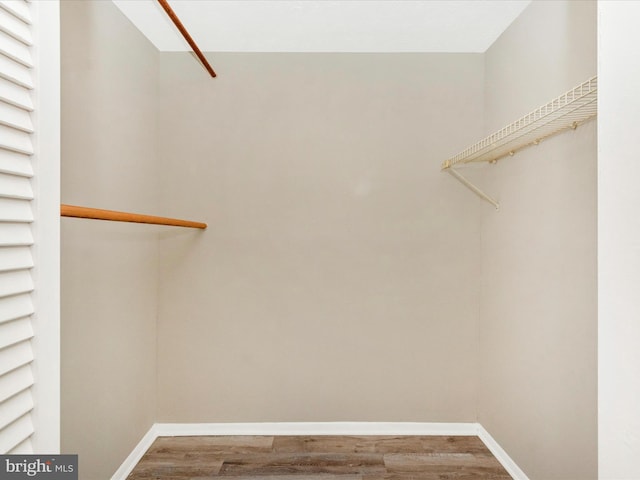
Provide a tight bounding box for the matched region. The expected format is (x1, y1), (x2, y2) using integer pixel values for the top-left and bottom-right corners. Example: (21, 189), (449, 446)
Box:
(127, 435), (513, 479)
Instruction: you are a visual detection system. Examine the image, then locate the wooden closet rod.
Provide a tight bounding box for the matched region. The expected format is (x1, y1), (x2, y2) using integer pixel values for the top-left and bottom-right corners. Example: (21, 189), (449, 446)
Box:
(61, 204), (207, 229)
(157, 0), (217, 78)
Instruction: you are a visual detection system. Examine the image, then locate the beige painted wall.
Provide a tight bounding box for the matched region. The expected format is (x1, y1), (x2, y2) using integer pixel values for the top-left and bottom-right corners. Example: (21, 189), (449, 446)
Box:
(60, 2), (159, 478)
(156, 53), (484, 422)
(478, 1), (597, 479)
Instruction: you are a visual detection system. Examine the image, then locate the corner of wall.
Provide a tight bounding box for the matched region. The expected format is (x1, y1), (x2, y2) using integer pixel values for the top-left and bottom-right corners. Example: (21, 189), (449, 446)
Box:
(477, 1), (597, 478)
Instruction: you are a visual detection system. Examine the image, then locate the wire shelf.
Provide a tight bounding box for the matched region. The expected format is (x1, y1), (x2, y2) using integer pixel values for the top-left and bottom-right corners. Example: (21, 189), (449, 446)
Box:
(441, 76), (597, 170)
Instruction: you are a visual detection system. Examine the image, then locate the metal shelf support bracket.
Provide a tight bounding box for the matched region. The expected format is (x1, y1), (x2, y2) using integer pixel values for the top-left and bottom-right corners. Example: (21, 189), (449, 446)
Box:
(446, 168), (499, 210)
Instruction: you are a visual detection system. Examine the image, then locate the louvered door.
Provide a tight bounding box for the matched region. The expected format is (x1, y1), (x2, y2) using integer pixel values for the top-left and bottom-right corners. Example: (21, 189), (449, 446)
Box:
(0, 0), (36, 454)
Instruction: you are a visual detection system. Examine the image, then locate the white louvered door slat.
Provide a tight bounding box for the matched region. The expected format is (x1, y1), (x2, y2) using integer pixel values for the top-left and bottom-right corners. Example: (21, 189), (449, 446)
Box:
(0, 172), (33, 199)
(0, 365), (32, 403)
(0, 340), (32, 377)
(0, 414), (33, 454)
(0, 0), (35, 454)
(0, 1), (32, 25)
(0, 77), (33, 110)
(7, 438), (31, 454)
(0, 294), (33, 324)
(0, 247), (33, 272)
(0, 101), (32, 131)
(0, 172), (31, 200)
(0, 29), (31, 67)
(0, 198), (32, 221)
(0, 123), (32, 153)
(0, 7), (31, 45)
(0, 223), (32, 246)
(0, 55), (32, 88)
(0, 389), (33, 431)
(0, 150), (33, 176)
(0, 318), (33, 350)
(0, 270), (33, 297)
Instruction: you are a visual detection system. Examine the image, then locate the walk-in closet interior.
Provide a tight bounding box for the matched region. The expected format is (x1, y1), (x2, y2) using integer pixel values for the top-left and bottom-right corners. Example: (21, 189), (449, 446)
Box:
(59, 1), (597, 478)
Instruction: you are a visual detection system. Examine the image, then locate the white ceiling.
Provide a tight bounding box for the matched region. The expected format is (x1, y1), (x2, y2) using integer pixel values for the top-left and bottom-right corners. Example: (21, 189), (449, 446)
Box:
(113, 0), (531, 53)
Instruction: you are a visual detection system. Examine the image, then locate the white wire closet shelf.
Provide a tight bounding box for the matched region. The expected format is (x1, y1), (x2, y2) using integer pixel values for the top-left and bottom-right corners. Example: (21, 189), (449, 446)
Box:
(441, 75), (597, 209)
(442, 76), (597, 169)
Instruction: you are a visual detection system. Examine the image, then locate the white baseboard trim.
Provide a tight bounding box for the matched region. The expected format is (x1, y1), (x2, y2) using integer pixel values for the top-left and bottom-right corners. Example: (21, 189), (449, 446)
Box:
(111, 422), (528, 480)
(110, 424), (160, 480)
(155, 421), (478, 437)
(477, 424), (530, 480)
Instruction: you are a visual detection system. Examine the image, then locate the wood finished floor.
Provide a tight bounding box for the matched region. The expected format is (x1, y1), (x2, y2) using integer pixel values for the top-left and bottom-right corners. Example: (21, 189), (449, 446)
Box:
(127, 435), (513, 480)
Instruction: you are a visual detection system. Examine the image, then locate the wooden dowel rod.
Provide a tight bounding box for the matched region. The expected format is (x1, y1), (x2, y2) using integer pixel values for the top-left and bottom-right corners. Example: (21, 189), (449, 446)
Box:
(156, 0), (217, 78)
(61, 204), (207, 229)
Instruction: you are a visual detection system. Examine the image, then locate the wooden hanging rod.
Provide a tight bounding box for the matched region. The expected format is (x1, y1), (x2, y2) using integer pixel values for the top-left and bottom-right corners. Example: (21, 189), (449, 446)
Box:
(157, 0), (217, 78)
(61, 204), (207, 229)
